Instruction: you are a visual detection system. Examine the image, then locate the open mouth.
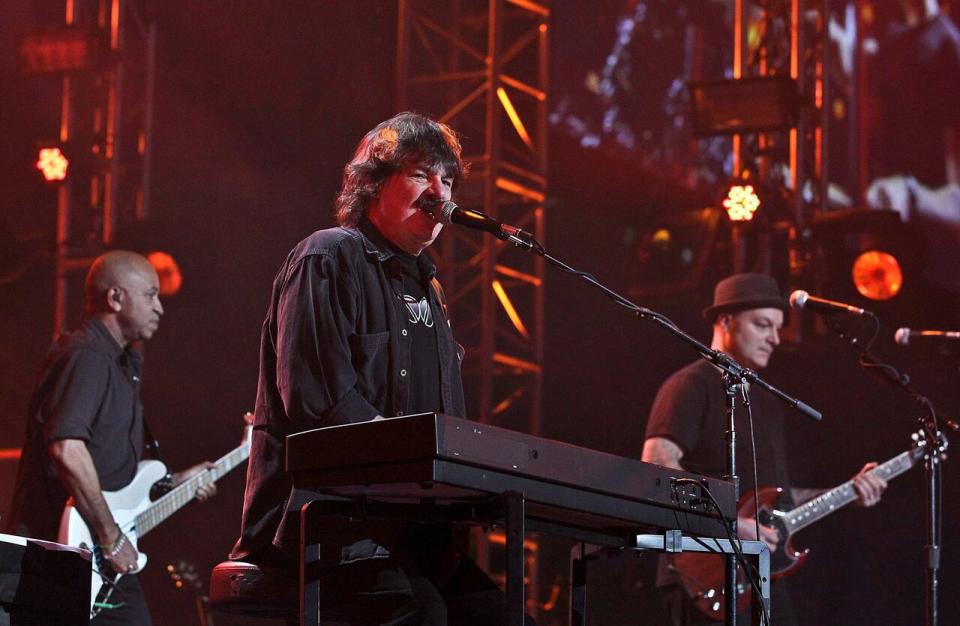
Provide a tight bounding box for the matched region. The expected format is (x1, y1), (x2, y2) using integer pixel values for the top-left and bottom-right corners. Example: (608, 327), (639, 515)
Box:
(415, 198), (442, 222)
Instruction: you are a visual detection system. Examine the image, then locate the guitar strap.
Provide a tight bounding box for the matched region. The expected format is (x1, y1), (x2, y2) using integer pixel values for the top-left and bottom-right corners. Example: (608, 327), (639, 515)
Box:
(142, 416), (164, 462)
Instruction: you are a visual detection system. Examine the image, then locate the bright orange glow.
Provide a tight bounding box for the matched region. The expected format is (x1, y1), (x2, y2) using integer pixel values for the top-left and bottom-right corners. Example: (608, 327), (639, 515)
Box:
(852, 250), (903, 301)
(491, 386), (525, 416)
(487, 530), (539, 551)
(495, 264), (541, 286)
(492, 280), (529, 338)
(147, 251), (183, 296)
(505, 0), (550, 17)
(496, 87), (534, 150)
(495, 177), (544, 202)
(723, 184), (760, 221)
(493, 353), (541, 373)
(36, 147), (69, 181)
(0, 448), (22, 460)
(652, 228), (672, 245)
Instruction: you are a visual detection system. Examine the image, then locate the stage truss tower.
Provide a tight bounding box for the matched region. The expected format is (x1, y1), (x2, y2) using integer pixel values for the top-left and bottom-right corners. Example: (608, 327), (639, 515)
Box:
(52, 0), (156, 334)
(396, 0), (549, 437)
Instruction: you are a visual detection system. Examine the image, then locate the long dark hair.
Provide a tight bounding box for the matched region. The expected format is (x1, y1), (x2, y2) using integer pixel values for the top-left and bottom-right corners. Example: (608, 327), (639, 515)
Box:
(335, 112), (465, 227)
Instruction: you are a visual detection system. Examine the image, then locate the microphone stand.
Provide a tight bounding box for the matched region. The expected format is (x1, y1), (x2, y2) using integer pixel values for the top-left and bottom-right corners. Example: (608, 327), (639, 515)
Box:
(505, 234), (822, 625)
(821, 315), (955, 626)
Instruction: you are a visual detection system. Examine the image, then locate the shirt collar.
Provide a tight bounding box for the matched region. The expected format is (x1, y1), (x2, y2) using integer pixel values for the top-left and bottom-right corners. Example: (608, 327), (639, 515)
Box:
(357, 218), (437, 279)
(84, 317), (144, 368)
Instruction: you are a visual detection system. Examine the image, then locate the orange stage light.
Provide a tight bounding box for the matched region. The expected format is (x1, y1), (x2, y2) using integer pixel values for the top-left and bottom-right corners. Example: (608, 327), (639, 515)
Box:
(36, 147), (69, 181)
(852, 250), (902, 301)
(146, 251), (183, 296)
(722, 184), (760, 221)
(496, 87), (534, 150)
(492, 279), (529, 338)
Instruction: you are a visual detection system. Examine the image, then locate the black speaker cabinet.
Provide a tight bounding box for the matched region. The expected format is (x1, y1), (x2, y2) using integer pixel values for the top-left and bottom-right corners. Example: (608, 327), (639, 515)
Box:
(0, 533), (90, 625)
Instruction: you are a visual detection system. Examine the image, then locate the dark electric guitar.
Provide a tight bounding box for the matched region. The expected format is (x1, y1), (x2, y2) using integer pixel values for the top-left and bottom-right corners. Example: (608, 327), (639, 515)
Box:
(671, 430), (947, 619)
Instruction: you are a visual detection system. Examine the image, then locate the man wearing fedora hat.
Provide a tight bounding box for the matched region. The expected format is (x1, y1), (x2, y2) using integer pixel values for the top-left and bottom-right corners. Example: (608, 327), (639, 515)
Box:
(641, 273), (888, 625)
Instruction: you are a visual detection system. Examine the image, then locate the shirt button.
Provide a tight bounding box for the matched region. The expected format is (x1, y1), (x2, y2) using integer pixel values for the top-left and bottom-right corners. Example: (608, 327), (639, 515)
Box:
(401, 329), (408, 337)
(400, 369), (407, 377)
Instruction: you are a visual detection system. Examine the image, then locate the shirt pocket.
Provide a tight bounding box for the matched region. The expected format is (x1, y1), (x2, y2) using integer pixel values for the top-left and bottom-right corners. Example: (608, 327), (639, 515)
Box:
(348, 331), (390, 403)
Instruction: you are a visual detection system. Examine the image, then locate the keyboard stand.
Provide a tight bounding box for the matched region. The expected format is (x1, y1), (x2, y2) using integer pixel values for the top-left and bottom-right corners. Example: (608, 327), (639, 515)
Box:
(570, 531), (771, 626)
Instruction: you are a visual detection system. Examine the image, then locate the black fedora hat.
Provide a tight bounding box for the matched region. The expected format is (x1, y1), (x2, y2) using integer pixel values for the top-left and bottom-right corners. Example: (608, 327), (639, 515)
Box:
(703, 273), (789, 321)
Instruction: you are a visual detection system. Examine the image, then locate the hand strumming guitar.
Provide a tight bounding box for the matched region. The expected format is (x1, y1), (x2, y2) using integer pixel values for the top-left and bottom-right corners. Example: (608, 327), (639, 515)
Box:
(737, 516), (780, 553)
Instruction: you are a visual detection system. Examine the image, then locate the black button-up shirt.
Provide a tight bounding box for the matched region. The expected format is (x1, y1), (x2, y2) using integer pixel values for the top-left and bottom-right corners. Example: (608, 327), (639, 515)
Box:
(231, 219), (466, 562)
(6, 318), (145, 540)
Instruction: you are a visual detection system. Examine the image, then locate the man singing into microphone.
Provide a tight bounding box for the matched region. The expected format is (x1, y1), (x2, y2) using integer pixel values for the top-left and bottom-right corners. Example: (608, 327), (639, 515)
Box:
(641, 273), (889, 625)
(230, 112), (516, 625)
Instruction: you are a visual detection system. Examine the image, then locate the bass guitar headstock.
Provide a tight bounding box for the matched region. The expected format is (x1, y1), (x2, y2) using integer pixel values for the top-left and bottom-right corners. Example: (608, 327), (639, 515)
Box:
(241, 411), (254, 446)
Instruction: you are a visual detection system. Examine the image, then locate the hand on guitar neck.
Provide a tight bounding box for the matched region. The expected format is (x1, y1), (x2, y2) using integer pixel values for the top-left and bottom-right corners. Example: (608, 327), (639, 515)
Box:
(170, 461), (219, 502)
(850, 461), (887, 507)
(740, 462), (888, 554)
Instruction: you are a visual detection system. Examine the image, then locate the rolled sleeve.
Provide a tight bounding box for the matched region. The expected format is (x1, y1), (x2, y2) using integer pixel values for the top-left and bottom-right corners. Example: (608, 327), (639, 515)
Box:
(644, 369), (708, 456)
(40, 348), (110, 444)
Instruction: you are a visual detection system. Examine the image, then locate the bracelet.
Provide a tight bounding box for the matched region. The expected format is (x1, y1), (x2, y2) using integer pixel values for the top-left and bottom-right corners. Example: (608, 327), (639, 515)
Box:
(97, 525), (127, 559)
(103, 532), (127, 560)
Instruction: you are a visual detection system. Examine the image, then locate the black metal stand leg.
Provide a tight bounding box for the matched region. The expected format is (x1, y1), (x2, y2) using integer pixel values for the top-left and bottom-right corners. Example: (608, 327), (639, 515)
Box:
(569, 543), (586, 626)
(721, 374), (742, 626)
(925, 456), (940, 626)
(300, 502), (321, 626)
(504, 490), (525, 626)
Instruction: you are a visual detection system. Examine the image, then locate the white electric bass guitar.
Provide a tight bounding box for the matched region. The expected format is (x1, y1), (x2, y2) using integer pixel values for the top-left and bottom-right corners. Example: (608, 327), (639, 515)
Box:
(59, 414), (253, 618)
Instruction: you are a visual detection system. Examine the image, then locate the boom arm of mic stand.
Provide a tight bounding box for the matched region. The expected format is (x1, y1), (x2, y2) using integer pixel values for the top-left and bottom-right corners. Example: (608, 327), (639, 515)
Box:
(520, 236), (823, 422)
(821, 316), (959, 435)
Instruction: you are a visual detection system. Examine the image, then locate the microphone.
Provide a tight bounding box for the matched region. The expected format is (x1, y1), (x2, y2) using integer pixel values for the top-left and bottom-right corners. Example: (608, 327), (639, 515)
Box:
(894, 327), (960, 346)
(788, 290), (872, 316)
(429, 200), (533, 248)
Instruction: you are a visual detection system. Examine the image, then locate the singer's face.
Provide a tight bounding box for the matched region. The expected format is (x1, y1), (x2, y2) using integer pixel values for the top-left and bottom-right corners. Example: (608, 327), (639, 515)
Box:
(368, 162), (453, 256)
(721, 307), (783, 370)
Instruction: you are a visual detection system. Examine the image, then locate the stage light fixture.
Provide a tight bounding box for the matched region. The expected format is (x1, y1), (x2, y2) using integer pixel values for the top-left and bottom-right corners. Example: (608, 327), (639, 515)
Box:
(851, 250), (903, 301)
(722, 184), (761, 222)
(146, 251), (183, 296)
(36, 147), (69, 182)
(688, 77), (799, 136)
(812, 209), (920, 306)
(17, 26), (101, 75)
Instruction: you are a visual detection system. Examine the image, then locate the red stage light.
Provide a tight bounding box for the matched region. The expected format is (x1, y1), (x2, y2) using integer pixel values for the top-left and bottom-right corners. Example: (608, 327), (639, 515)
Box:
(146, 251), (183, 297)
(852, 250), (903, 301)
(36, 147), (69, 182)
(17, 26), (100, 75)
(722, 184), (761, 221)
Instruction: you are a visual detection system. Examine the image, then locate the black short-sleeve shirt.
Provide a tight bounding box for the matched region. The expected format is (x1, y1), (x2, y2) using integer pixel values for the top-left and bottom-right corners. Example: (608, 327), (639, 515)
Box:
(5, 318), (145, 540)
(645, 358), (793, 593)
(645, 358), (791, 496)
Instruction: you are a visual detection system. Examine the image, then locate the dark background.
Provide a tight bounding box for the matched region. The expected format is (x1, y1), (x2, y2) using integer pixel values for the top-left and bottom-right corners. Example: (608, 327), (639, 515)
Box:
(2, 2), (958, 624)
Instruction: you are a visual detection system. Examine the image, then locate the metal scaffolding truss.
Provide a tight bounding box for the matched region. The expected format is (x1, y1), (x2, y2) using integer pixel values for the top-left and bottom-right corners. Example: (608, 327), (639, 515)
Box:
(53, 0), (155, 334)
(396, 0), (549, 435)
